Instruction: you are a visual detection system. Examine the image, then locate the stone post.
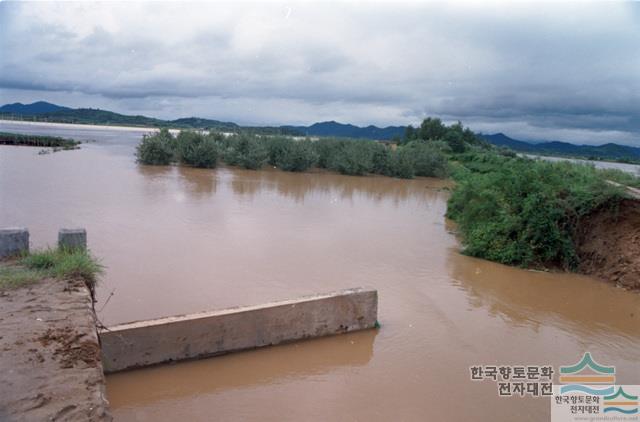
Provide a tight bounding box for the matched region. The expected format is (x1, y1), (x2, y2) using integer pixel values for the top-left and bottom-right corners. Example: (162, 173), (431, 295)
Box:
(0, 228), (29, 259)
(58, 228), (87, 251)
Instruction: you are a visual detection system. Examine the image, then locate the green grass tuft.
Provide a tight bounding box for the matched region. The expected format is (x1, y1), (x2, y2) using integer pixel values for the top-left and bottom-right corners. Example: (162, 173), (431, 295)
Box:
(0, 248), (103, 290)
(0, 266), (45, 289)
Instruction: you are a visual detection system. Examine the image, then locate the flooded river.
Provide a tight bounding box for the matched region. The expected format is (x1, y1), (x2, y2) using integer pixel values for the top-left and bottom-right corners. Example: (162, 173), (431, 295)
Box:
(1, 121), (639, 421)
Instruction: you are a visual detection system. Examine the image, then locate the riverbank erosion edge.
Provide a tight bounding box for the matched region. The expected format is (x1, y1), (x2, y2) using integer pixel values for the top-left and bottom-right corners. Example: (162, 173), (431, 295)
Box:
(0, 275), (112, 421)
(577, 198), (640, 289)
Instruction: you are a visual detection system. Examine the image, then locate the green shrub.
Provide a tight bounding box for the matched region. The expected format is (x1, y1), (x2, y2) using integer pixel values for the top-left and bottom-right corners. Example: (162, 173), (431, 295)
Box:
(444, 131), (466, 153)
(135, 129), (176, 165)
(404, 142), (449, 177)
(274, 139), (318, 172)
(389, 148), (415, 179)
(176, 131), (218, 168)
(223, 134), (268, 170)
(265, 136), (289, 166)
(371, 144), (393, 176)
(332, 141), (374, 176)
(0, 132), (79, 149)
(314, 138), (344, 169)
(447, 155), (624, 269)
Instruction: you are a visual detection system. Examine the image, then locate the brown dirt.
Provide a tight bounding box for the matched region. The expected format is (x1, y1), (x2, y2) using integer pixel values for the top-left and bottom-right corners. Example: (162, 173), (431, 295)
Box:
(576, 198), (640, 289)
(0, 276), (111, 421)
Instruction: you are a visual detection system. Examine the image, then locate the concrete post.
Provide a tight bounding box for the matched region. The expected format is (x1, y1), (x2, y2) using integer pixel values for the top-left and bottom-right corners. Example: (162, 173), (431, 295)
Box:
(0, 228), (29, 259)
(58, 228), (87, 251)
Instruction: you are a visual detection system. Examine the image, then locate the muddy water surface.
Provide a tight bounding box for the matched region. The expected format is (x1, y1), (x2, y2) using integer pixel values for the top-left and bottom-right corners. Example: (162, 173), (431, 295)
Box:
(1, 122), (639, 421)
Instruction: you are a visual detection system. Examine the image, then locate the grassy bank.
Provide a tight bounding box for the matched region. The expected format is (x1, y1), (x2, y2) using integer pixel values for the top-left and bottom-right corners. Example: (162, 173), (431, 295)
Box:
(447, 152), (626, 269)
(0, 132), (80, 150)
(0, 248), (102, 290)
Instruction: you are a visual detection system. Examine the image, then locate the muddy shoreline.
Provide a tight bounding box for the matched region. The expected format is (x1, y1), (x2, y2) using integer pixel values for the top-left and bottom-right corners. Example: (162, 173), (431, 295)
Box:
(0, 276), (111, 421)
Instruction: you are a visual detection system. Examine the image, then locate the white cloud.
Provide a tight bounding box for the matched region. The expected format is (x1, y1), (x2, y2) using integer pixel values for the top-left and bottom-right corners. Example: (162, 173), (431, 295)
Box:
(1, 1), (639, 144)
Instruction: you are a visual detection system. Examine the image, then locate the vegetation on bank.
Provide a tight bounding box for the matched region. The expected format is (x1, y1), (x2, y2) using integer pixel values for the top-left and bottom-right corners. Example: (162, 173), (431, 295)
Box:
(597, 168), (640, 189)
(135, 125), (459, 179)
(0, 248), (102, 290)
(0, 132), (80, 150)
(447, 152), (625, 269)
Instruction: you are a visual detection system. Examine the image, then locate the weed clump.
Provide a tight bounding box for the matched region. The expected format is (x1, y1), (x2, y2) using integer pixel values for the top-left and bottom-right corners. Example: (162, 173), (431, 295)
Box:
(1, 248), (103, 290)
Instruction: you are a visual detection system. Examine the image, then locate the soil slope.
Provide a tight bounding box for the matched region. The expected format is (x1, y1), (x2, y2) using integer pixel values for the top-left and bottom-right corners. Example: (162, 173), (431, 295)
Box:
(577, 198), (640, 289)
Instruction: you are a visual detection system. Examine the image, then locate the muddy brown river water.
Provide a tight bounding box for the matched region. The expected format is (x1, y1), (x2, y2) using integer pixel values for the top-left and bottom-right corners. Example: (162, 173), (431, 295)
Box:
(1, 121), (639, 421)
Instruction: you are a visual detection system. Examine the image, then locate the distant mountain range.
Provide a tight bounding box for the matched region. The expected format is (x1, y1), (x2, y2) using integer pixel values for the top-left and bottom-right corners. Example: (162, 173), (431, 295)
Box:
(0, 101), (71, 115)
(480, 133), (640, 162)
(0, 101), (405, 139)
(282, 121), (405, 140)
(0, 101), (243, 132)
(1, 101), (638, 161)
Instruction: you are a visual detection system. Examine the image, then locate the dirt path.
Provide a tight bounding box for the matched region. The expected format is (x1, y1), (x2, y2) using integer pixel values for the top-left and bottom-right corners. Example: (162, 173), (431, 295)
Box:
(0, 277), (111, 421)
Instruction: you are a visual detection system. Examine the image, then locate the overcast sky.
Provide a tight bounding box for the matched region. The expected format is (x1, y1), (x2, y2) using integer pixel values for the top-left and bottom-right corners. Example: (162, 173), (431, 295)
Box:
(1, 1), (639, 145)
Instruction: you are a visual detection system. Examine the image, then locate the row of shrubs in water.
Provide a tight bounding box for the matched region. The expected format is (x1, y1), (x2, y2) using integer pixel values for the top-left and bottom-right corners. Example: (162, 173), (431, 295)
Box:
(0, 131), (80, 149)
(135, 129), (450, 179)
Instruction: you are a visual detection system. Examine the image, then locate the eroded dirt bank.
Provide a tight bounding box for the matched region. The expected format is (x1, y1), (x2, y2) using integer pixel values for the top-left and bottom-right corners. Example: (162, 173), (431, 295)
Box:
(577, 198), (640, 289)
(0, 277), (111, 421)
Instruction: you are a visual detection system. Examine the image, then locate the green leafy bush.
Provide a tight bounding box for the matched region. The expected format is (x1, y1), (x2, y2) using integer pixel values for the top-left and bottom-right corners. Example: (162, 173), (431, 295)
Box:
(314, 138), (344, 169)
(274, 139), (318, 172)
(265, 136), (289, 166)
(404, 142), (449, 177)
(330, 141), (376, 175)
(223, 134), (268, 170)
(176, 131), (218, 168)
(371, 144), (394, 176)
(135, 129), (176, 165)
(389, 148), (415, 179)
(447, 155), (624, 269)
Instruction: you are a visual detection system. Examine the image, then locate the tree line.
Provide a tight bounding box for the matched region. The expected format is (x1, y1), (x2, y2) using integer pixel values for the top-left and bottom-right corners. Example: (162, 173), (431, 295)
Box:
(134, 117), (486, 179)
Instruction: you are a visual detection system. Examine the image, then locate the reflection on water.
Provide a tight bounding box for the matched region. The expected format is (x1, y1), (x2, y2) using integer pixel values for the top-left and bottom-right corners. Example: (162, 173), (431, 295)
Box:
(447, 249), (640, 355)
(177, 167), (218, 198)
(1, 123), (639, 421)
(225, 166), (449, 204)
(107, 329), (376, 408)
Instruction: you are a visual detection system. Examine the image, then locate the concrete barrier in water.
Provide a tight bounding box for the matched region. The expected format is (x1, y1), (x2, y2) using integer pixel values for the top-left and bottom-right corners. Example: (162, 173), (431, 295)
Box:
(99, 287), (378, 373)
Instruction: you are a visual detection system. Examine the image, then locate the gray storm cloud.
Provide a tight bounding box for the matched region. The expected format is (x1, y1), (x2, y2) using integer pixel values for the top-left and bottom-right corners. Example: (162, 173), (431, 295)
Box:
(0, 1), (639, 145)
